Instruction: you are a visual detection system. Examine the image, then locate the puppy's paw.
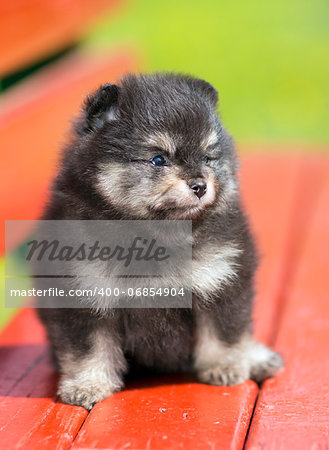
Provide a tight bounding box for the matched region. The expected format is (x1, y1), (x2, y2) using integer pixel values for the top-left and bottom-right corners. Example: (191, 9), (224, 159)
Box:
(58, 378), (116, 410)
(197, 362), (249, 386)
(249, 344), (283, 382)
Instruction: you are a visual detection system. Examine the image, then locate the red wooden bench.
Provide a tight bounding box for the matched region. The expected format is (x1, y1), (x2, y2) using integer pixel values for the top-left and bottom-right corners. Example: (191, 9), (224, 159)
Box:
(1, 151), (329, 448)
(0, 0), (124, 76)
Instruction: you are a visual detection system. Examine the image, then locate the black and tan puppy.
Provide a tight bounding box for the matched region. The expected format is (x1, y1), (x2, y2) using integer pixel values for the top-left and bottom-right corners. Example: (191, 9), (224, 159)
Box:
(38, 73), (282, 410)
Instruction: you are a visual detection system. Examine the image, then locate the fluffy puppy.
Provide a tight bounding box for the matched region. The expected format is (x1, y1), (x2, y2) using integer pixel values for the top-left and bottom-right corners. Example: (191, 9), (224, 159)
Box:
(37, 73), (283, 410)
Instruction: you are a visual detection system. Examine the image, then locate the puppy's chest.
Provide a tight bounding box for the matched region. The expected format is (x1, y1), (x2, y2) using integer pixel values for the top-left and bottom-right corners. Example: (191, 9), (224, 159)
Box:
(191, 243), (241, 298)
(71, 241), (241, 307)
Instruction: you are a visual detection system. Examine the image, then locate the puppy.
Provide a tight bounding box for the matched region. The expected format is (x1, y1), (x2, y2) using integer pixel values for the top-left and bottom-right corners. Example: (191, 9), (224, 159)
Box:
(37, 73), (283, 410)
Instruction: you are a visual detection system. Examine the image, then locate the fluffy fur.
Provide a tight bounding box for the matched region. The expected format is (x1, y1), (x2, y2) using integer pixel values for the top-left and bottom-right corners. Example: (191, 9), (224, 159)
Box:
(37, 73), (283, 410)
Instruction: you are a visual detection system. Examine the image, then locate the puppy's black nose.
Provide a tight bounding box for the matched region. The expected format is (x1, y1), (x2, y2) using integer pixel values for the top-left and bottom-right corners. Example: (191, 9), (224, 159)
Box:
(189, 179), (207, 199)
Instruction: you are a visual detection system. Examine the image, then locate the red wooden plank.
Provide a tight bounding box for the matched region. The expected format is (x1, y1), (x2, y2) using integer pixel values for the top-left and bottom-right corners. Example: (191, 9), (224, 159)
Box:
(0, 308), (45, 346)
(240, 155), (302, 344)
(0, 309), (46, 395)
(241, 155), (329, 345)
(23, 403), (88, 450)
(0, 344), (46, 395)
(0, 351), (88, 450)
(72, 379), (257, 450)
(0, 0), (124, 76)
(246, 158), (329, 449)
(0, 48), (139, 254)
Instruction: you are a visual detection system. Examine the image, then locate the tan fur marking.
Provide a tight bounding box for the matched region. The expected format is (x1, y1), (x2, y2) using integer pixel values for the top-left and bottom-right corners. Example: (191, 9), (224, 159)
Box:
(146, 132), (176, 155)
(202, 130), (218, 150)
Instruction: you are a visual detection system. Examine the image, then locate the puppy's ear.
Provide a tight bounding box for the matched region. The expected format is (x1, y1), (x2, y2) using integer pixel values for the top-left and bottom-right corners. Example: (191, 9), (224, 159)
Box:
(82, 84), (120, 133)
(193, 78), (218, 106)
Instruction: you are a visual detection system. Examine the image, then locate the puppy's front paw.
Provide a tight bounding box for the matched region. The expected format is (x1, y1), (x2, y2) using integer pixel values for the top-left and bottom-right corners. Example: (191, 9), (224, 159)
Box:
(197, 362), (249, 386)
(58, 378), (115, 410)
(249, 344), (283, 382)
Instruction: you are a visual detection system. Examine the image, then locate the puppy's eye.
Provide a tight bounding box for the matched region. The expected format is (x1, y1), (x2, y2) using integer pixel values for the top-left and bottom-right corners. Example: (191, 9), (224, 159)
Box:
(151, 155), (167, 166)
(203, 155), (218, 164)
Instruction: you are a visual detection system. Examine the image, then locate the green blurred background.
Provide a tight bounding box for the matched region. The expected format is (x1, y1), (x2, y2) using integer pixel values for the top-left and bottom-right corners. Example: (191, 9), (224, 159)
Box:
(84, 0), (329, 147)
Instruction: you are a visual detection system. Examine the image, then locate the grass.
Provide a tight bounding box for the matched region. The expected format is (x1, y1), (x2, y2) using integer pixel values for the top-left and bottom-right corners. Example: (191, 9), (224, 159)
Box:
(84, 0), (329, 147)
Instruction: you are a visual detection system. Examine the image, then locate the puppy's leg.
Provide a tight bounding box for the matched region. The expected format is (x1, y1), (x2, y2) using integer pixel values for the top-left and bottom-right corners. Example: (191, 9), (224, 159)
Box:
(57, 325), (127, 410)
(193, 310), (282, 386)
